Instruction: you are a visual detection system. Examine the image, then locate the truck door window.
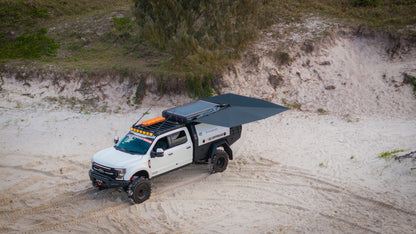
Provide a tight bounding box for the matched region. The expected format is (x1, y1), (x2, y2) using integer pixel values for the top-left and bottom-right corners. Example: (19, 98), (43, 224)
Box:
(168, 130), (187, 148)
(153, 131), (187, 152)
(153, 137), (168, 151)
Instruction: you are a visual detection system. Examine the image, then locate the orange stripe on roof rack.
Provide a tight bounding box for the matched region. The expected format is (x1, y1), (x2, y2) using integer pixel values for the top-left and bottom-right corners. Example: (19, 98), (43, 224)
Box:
(141, 117), (166, 127)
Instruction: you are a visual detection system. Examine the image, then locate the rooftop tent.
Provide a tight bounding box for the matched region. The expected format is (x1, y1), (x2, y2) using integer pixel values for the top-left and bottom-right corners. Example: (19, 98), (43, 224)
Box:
(196, 93), (289, 127)
(162, 100), (219, 124)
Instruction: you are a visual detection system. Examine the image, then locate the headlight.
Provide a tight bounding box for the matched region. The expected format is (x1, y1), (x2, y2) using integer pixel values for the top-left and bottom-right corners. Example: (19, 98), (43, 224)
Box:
(115, 168), (126, 180)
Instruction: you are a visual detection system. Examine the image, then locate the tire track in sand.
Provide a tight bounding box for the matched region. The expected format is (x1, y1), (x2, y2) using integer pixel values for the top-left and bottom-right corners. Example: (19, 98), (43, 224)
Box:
(229, 157), (416, 217)
(2, 188), (131, 233)
(27, 202), (131, 233)
(144, 157), (415, 233)
(2, 156), (414, 233)
(1, 165), (212, 232)
(0, 180), (90, 209)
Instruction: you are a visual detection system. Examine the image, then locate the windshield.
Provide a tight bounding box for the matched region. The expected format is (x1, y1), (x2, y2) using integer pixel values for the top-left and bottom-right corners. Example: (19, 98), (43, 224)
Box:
(115, 132), (154, 155)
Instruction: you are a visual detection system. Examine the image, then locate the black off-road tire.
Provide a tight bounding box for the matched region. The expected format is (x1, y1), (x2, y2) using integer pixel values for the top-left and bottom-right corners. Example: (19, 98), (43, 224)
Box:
(128, 177), (151, 204)
(209, 150), (229, 173)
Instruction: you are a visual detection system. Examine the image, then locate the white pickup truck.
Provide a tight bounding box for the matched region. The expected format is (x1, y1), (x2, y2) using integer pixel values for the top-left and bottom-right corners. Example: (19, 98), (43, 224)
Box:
(89, 94), (287, 204)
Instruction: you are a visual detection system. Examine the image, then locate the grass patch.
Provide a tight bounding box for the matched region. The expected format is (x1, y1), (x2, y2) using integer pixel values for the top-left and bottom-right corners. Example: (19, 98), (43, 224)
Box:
(403, 73), (416, 96)
(0, 28), (59, 59)
(111, 16), (134, 32)
(300, 0), (416, 30)
(276, 51), (291, 66)
(352, 0), (381, 7)
(282, 98), (301, 110)
(378, 149), (405, 160)
(0, 0), (131, 30)
(185, 74), (217, 98)
(134, 77), (146, 105)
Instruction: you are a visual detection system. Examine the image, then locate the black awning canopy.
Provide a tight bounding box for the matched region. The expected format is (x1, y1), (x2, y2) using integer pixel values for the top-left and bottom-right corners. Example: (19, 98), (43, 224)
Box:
(162, 93), (289, 127)
(196, 93), (289, 127)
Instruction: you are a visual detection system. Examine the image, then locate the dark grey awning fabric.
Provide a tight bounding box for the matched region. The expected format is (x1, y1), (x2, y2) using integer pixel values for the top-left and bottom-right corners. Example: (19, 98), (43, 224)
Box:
(197, 93), (289, 127)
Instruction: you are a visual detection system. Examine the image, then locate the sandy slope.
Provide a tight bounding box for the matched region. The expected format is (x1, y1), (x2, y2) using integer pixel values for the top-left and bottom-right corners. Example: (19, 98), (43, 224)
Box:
(222, 22), (416, 118)
(1, 22), (416, 233)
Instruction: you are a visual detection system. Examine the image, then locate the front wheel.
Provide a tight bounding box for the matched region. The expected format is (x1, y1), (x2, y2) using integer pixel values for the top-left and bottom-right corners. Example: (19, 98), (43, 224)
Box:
(128, 177), (151, 204)
(209, 150), (229, 173)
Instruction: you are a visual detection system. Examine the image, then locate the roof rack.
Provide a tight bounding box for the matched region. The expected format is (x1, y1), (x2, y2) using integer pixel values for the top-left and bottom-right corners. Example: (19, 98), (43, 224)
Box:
(132, 119), (183, 136)
(131, 100), (223, 137)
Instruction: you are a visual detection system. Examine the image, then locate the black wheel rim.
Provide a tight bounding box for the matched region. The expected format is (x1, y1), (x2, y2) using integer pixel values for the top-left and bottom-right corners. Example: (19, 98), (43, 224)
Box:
(216, 157), (225, 168)
(135, 184), (149, 201)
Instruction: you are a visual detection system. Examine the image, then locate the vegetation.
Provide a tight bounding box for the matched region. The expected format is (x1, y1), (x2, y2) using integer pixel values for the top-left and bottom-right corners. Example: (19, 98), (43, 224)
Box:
(0, 0), (130, 30)
(403, 73), (416, 96)
(282, 98), (302, 110)
(378, 149), (405, 160)
(0, 28), (59, 59)
(352, 0), (381, 7)
(0, 0), (415, 97)
(185, 74), (218, 98)
(132, 0), (268, 71)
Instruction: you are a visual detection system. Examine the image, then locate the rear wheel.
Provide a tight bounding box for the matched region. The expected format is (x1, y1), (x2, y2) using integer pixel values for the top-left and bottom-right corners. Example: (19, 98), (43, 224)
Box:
(209, 150), (229, 173)
(128, 177), (151, 204)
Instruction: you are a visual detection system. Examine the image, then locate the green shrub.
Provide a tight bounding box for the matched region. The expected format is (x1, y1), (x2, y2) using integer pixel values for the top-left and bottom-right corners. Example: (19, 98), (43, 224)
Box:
(352, 0), (381, 7)
(134, 77), (146, 105)
(107, 16), (137, 45)
(282, 98), (301, 110)
(185, 74), (214, 98)
(403, 73), (416, 96)
(0, 28), (59, 59)
(111, 16), (133, 31)
(378, 149), (404, 160)
(132, 0), (266, 62)
(276, 51), (290, 65)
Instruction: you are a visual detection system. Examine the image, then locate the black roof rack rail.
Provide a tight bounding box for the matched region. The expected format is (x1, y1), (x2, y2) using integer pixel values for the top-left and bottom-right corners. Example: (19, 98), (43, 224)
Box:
(133, 120), (183, 136)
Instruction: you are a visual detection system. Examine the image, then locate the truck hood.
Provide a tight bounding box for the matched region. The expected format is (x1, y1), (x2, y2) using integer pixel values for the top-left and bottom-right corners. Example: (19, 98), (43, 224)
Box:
(92, 147), (144, 168)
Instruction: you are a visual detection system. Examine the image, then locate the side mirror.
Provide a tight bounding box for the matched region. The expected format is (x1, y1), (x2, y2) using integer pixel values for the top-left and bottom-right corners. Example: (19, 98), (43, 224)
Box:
(151, 148), (164, 158)
(114, 136), (119, 145)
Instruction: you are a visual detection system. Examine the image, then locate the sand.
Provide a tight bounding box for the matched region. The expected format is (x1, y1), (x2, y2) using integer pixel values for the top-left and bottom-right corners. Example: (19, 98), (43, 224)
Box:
(0, 108), (415, 233)
(1, 22), (416, 233)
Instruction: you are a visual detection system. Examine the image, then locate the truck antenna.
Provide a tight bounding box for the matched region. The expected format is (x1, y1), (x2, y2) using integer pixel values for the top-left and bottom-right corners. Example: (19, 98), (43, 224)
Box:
(156, 111), (175, 133)
(133, 106), (153, 127)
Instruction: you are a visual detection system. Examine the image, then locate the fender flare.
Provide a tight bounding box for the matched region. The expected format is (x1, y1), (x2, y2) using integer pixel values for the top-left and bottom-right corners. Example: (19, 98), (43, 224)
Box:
(127, 169), (150, 181)
(208, 140), (233, 160)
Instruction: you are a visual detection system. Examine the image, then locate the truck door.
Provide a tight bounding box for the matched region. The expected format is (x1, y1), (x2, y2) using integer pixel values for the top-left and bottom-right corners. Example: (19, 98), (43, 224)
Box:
(150, 129), (193, 176)
(166, 130), (193, 168)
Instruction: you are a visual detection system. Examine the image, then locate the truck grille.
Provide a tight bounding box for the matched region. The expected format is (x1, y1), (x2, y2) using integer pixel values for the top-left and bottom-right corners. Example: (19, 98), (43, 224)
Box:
(92, 162), (117, 179)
